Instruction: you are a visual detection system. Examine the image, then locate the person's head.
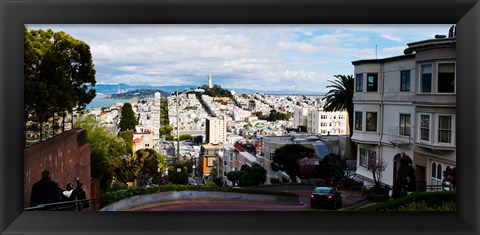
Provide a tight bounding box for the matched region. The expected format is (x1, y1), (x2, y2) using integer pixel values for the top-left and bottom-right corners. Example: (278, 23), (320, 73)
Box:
(406, 176), (411, 181)
(41, 170), (50, 178)
(66, 183), (73, 191)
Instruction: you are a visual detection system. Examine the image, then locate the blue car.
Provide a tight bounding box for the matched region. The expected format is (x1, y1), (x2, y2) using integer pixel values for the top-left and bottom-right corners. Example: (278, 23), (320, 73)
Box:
(310, 187), (342, 210)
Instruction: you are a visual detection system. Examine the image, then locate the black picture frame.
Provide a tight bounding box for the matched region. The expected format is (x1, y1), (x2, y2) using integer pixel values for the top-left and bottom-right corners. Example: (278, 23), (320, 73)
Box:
(1, 0), (479, 234)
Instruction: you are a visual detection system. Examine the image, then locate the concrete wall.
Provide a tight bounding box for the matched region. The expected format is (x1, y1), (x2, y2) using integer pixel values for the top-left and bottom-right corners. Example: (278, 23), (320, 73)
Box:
(100, 191), (300, 211)
(24, 129), (91, 208)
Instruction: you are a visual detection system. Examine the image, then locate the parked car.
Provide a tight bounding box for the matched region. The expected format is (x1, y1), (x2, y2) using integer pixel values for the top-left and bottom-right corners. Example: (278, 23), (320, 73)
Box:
(310, 187), (342, 209)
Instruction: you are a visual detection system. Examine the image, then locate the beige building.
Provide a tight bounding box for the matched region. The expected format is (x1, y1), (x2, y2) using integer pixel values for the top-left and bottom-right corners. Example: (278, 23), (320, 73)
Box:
(205, 117), (226, 144)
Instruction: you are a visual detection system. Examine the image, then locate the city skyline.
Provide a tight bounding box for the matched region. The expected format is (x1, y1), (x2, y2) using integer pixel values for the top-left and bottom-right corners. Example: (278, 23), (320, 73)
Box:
(27, 24), (452, 93)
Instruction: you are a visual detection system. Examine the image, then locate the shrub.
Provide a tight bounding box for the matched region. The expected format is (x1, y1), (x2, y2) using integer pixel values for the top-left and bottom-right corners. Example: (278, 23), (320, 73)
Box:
(358, 191), (456, 211)
(391, 200), (456, 211)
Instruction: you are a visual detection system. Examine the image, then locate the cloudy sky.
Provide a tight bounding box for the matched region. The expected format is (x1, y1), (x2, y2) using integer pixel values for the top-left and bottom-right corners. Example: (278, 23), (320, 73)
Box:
(27, 24), (452, 93)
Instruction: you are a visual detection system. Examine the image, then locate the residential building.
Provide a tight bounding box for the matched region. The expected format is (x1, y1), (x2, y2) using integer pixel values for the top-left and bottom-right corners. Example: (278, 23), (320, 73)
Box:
(351, 35), (456, 189)
(205, 117), (227, 144)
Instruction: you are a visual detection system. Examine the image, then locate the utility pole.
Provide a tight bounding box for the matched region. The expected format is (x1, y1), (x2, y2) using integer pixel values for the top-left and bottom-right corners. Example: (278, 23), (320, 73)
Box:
(176, 88), (180, 164)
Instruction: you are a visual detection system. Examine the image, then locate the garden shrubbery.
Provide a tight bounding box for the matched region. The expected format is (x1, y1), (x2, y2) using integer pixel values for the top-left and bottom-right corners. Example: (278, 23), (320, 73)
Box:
(358, 191), (456, 211)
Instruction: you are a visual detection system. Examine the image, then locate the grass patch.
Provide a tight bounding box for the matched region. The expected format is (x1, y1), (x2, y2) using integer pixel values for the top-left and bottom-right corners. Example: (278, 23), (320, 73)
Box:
(101, 183), (299, 207)
(357, 191), (456, 211)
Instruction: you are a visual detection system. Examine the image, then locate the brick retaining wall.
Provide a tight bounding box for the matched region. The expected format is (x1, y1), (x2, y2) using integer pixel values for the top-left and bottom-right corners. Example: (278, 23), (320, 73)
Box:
(24, 129), (91, 208)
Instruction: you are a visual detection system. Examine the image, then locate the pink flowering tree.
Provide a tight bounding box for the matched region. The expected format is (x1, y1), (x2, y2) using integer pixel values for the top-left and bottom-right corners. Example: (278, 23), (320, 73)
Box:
(297, 157), (316, 183)
(367, 152), (387, 189)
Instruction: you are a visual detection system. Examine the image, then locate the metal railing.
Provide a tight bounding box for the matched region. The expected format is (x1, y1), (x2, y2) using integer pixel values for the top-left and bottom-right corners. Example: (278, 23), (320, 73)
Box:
(24, 197), (103, 211)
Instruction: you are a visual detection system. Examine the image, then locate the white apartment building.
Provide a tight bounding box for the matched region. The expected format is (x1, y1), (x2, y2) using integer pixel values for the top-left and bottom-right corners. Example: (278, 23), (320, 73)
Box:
(294, 106), (349, 135)
(352, 35), (456, 189)
(205, 117), (227, 144)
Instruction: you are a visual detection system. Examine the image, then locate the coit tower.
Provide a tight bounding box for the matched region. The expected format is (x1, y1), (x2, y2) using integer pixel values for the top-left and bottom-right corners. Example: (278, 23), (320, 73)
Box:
(208, 74), (212, 88)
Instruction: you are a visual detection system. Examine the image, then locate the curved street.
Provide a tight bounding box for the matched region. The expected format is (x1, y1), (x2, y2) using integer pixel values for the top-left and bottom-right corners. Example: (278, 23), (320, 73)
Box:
(135, 185), (365, 211)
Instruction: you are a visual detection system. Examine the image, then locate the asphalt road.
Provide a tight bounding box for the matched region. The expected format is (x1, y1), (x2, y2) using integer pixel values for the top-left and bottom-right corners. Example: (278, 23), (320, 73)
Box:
(136, 185), (365, 211)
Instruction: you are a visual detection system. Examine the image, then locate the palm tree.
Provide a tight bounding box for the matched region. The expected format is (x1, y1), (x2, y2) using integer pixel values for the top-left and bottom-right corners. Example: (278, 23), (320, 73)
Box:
(322, 75), (355, 157)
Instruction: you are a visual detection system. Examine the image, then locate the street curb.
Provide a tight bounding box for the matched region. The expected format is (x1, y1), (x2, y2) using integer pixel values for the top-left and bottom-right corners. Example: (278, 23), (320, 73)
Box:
(338, 198), (369, 211)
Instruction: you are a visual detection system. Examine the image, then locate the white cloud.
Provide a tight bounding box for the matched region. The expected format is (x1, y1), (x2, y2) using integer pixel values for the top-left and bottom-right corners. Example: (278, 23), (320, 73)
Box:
(380, 34), (402, 42)
(27, 24), (452, 93)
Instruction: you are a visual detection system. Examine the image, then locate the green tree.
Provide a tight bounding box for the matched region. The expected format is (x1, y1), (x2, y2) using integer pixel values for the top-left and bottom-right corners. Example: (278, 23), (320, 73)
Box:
(227, 171), (243, 186)
(317, 153), (348, 185)
(119, 103), (137, 131)
(74, 116), (126, 190)
(168, 164), (188, 185)
(118, 130), (134, 153)
(240, 164), (267, 186)
(159, 128), (167, 136)
(272, 144), (314, 180)
(165, 135), (174, 141)
(125, 148), (166, 187)
(24, 27), (96, 141)
(322, 74), (355, 157)
(179, 134), (193, 141)
(164, 124), (173, 134)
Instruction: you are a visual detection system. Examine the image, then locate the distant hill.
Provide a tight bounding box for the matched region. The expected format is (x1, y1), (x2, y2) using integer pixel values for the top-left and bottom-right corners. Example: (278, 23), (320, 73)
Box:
(109, 89), (170, 99)
(89, 83), (324, 96)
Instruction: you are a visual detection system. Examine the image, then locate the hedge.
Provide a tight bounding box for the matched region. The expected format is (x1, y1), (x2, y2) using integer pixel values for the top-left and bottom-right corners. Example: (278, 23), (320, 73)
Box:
(101, 184), (299, 207)
(357, 191), (456, 211)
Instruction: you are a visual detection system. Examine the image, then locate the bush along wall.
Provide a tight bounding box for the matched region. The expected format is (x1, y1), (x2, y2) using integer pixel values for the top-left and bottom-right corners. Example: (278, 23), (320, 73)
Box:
(358, 191), (456, 211)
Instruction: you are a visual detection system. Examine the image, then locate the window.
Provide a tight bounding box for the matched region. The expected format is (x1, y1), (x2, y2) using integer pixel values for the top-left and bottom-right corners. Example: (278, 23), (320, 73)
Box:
(355, 111), (362, 131)
(420, 114), (430, 142)
(399, 114), (411, 136)
(420, 64), (432, 93)
(438, 115), (452, 143)
(431, 163), (436, 178)
(359, 148), (367, 167)
(366, 73), (378, 92)
(356, 74), (363, 92)
(366, 112), (377, 132)
(367, 150), (377, 166)
(438, 63), (455, 93)
(400, 70), (410, 91)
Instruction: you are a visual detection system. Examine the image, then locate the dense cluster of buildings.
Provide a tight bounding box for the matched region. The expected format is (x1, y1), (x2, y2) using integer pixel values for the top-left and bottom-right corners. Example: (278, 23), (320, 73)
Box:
(82, 32), (456, 191)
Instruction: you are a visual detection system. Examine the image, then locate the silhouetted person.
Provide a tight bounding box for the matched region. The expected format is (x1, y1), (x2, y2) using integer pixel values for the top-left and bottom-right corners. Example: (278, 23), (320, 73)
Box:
(30, 170), (62, 207)
(74, 177), (89, 210)
(61, 183), (77, 210)
(405, 176), (416, 194)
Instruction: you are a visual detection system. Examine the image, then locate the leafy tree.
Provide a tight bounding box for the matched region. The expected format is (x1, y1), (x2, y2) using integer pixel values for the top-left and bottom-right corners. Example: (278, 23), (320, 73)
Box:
(272, 144), (314, 180)
(74, 116), (126, 190)
(165, 135), (174, 141)
(316, 153), (347, 185)
(118, 130), (134, 153)
(168, 164), (188, 185)
(227, 171), (243, 186)
(179, 134), (193, 141)
(119, 103), (137, 131)
(240, 164), (267, 186)
(24, 27), (96, 141)
(322, 75), (355, 156)
(159, 128), (167, 136)
(164, 124), (173, 134)
(125, 148), (166, 187)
